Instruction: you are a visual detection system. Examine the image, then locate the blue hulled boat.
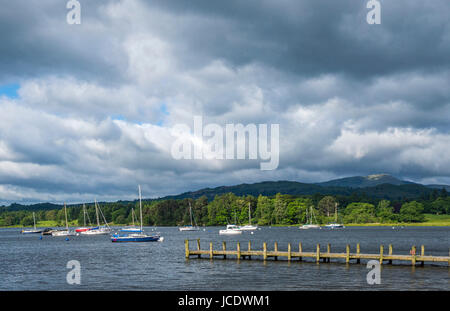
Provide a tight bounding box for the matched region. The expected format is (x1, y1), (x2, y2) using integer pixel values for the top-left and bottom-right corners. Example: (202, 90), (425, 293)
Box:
(111, 185), (163, 243)
(111, 231), (161, 242)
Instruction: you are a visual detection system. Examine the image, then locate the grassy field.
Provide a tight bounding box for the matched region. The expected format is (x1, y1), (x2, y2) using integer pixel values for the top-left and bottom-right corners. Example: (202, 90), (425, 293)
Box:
(344, 214), (450, 227)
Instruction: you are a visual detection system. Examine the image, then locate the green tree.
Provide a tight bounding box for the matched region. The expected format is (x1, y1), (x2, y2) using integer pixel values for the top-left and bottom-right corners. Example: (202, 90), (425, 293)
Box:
(376, 200), (397, 223)
(343, 203), (377, 223)
(399, 201), (425, 222)
(255, 195), (274, 225)
(318, 196), (336, 217)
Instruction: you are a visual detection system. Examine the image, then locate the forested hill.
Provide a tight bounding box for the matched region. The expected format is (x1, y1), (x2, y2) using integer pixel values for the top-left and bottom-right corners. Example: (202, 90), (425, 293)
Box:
(161, 181), (434, 201)
(1, 176), (447, 212)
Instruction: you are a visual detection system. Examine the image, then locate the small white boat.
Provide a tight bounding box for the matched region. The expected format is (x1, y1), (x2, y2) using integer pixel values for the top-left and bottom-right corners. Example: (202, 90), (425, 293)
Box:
(323, 203), (344, 229)
(179, 202), (200, 231)
(21, 212), (43, 234)
(52, 203), (76, 237)
(120, 208), (141, 232)
(219, 224), (242, 235)
(299, 206), (321, 229)
(239, 203), (258, 231)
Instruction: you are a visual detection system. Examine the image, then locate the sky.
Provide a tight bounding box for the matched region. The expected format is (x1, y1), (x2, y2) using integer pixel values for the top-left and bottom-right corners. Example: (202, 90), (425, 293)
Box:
(0, 0), (449, 204)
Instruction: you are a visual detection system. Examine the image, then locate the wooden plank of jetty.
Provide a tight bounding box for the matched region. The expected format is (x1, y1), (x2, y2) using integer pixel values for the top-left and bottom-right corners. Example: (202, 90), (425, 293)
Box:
(185, 239), (450, 266)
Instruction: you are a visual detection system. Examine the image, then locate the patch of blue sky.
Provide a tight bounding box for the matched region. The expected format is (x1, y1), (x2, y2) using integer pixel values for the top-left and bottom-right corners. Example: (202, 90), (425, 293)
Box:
(0, 83), (20, 98)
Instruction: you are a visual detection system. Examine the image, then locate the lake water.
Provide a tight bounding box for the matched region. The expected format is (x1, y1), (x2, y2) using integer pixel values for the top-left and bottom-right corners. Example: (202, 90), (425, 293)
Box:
(0, 226), (448, 291)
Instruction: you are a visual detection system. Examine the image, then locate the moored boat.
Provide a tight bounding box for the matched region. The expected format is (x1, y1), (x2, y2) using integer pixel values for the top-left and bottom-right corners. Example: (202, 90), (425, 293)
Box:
(80, 200), (111, 235)
(111, 185), (162, 243)
(239, 203), (258, 231)
(21, 212), (43, 234)
(179, 202), (200, 231)
(219, 224), (242, 235)
(52, 203), (76, 237)
(299, 206), (321, 229)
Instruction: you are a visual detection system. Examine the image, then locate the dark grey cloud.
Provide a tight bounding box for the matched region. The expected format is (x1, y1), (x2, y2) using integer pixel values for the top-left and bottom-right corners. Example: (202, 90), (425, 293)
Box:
(0, 0), (449, 203)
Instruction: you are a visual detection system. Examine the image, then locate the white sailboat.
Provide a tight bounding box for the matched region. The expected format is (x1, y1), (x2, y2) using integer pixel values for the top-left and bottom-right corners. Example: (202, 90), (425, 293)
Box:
(80, 200), (111, 235)
(75, 204), (94, 233)
(120, 208), (142, 232)
(21, 212), (43, 234)
(239, 203), (258, 231)
(324, 203), (345, 229)
(52, 203), (76, 236)
(179, 202), (200, 231)
(299, 206), (321, 229)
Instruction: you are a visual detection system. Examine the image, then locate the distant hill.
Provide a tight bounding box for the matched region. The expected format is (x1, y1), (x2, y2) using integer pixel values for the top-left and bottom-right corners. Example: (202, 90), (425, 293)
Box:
(1, 202), (62, 212)
(161, 179), (433, 201)
(426, 184), (450, 191)
(2, 174), (448, 211)
(315, 174), (415, 188)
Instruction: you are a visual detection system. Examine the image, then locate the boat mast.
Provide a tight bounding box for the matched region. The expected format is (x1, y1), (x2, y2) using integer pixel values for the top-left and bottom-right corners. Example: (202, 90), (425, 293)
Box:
(335, 203), (338, 223)
(64, 203), (68, 230)
(83, 204), (86, 226)
(189, 202), (193, 227)
(248, 202), (252, 225)
(33, 212), (36, 230)
(95, 199), (100, 226)
(139, 185), (143, 231)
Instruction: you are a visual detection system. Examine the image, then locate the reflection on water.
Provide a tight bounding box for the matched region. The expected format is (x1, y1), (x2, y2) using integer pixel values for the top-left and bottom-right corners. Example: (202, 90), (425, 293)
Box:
(0, 226), (448, 290)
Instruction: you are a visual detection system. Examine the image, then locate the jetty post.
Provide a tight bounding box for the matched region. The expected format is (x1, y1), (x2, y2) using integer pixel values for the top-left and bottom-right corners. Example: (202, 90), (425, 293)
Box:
(345, 244), (350, 263)
(222, 241), (227, 259)
(388, 244), (393, 264)
(288, 243), (292, 261)
(185, 239), (190, 258)
(298, 242), (303, 261)
(356, 243), (361, 264)
(379, 245), (384, 264)
(316, 244), (320, 263)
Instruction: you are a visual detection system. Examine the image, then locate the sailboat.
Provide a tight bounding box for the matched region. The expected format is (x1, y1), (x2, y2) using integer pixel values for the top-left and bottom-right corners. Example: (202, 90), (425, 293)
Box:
(21, 212), (43, 234)
(324, 203), (345, 229)
(52, 203), (76, 236)
(111, 185), (162, 242)
(179, 202), (200, 231)
(239, 203), (258, 231)
(299, 206), (321, 229)
(80, 200), (111, 235)
(75, 204), (94, 233)
(120, 208), (142, 232)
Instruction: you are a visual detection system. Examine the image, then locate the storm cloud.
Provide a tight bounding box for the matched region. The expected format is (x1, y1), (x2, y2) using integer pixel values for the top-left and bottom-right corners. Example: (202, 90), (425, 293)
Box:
(0, 0), (449, 203)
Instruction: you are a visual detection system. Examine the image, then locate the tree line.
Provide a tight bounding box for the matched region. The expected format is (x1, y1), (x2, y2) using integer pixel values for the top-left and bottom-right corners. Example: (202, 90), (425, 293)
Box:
(0, 188), (448, 227)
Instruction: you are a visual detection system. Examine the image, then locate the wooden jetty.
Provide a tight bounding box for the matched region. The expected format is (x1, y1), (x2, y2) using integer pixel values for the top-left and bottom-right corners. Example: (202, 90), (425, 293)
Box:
(185, 239), (450, 266)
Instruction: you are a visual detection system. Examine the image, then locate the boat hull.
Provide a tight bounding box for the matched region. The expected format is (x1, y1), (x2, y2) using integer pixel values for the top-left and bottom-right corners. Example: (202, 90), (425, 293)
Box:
(299, 224), (321, 229)
(239, 225), (258, 231)
(219, 230), (242, 235)
(179, 226), (200, 231)
(21, 230), (43, 234)
(111, 235), (161, 242)
(324, 224), (345, 229)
